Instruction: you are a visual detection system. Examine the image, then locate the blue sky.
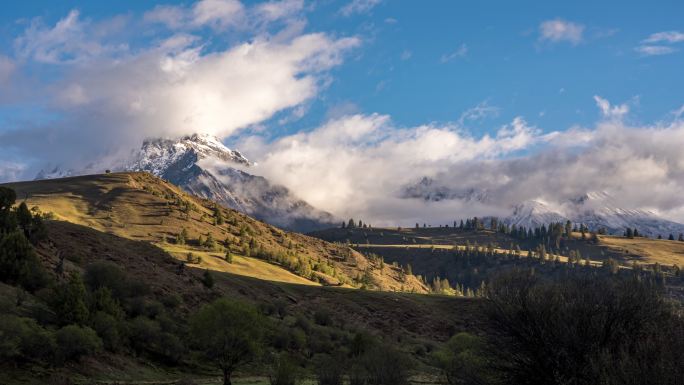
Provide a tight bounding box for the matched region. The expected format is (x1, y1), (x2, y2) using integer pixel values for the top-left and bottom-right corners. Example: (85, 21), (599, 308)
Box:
(1, 0), (684, 223)
(1, 0), (682, 139)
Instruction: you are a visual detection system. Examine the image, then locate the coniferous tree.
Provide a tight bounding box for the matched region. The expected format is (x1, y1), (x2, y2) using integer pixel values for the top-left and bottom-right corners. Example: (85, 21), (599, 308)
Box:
(202, 269), (214, 289)
(668, 234), (675, 240)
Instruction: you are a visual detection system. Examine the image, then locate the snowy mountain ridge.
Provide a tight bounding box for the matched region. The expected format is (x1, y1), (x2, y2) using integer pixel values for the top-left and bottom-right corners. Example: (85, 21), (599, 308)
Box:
(35, 133), (337, 232)
(403, 178), (684, 237)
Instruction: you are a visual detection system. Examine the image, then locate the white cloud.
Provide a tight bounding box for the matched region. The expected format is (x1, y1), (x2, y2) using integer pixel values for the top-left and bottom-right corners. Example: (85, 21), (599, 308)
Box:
(440, 43), (468, 63)
(642, 30), (684, 44)
(145, 0), (304, 31)
(635, 45), (677, 56)
(538, 19), (584, 45)
(593, 95), (629, 120)
(241, 114), (540, 223)
(458, 101), (499, 125)
(145, 0), (244, 30)
(340, 0), (382, 17)
(254, 0), (305, 22)
(0, 161), (25, 182)
(194, 0), (245, 30)
(239, 99), (684, 225)
(0, 5), (360, 176)
(14, 10), (127, 64)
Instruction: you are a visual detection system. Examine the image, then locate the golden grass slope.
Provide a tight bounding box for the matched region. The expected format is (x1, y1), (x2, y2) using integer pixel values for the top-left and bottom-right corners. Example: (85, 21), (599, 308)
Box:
(3, 172), (428, 293)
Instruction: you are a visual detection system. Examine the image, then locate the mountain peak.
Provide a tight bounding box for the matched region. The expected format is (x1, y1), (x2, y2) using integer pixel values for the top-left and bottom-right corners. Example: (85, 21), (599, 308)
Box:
(131, 133), (250, 177)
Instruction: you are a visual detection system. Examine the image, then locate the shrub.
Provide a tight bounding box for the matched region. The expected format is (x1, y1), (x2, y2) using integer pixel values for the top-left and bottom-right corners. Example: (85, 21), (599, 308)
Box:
(314, 308), (333, 326)
(485, 271), (684, 385)
(269, 354), (301, 385)
(0, 315), (55, 363)
(127, 316), (162, 354)
(362, 346), (412, 385)
(84, 261), (129, 299)
(315, 354), (345, 385)
(433, 332), (494, 385)
(90, 311), (122, 351)
(55, 325), (103, 362)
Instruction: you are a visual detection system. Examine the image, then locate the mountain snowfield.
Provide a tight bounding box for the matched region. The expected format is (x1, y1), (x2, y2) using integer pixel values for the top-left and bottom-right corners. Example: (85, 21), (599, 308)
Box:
(404, 177), (684, 237)
(36, 134), (337, 232)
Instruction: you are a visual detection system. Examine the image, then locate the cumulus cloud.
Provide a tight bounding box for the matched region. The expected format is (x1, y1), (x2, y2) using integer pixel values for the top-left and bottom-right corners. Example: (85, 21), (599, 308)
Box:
(237, 96), (684, 225)
(340, 0), (382, 17)
(538, 19), (584, 45)
(240, 114), (541, 224)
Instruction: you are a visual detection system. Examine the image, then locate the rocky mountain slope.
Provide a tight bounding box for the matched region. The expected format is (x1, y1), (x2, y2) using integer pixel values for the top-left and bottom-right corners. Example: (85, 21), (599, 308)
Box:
(36, 134), (337, 232)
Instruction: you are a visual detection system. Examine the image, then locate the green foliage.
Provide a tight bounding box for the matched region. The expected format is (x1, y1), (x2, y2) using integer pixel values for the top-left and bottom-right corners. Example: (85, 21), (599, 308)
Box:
(268, 354), (301, 385)
(55, 324), (103, 362)
(485, 272), (684, 385)
(214, 206), (225, 225)
(204, 232), (217, 250)
(315, 354), (345, 385)
(202, 269), (215, 289)
(0, 315), (55, 364)
(90, 286), (123, 318)
(189, 298), (264, 385)
(354, 345), (412, 385)
(90, 311), (123, 351)
(51, 273), (89, 326)
(0, 186), (18, 231)
(434, 332), (494, 385)
(84, 261), (130, 300)
(0, 230), (48, 291)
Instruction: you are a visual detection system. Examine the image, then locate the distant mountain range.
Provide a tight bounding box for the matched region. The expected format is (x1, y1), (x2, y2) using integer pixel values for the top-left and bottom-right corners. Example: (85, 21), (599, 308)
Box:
(35, 134), (337, 233)
(404, 177), (684, 237)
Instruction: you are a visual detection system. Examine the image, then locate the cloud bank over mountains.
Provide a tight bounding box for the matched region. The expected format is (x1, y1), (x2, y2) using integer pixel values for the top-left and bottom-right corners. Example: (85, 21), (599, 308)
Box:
(1, 1), (684, 226)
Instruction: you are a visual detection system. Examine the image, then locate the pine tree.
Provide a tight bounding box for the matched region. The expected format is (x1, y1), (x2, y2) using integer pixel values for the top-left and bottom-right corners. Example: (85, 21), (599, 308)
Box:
(53, 273), (89, 325)
(213, 206), (224, 225)
(669, 234), (675, 240)
(202, 269), (214, 289)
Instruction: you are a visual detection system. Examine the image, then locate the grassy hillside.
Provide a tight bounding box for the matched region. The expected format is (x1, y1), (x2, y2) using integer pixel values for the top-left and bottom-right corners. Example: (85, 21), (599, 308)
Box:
(4, 172), (427, 293)
(311, 225), (684, 268)
(311, 226), (684, 298)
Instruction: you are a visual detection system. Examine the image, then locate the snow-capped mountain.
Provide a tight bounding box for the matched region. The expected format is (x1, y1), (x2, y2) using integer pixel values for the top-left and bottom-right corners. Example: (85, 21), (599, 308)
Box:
(403, 177), (493, 203)
(402, 178), (684, 237)
(36, 133), (337, 232)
